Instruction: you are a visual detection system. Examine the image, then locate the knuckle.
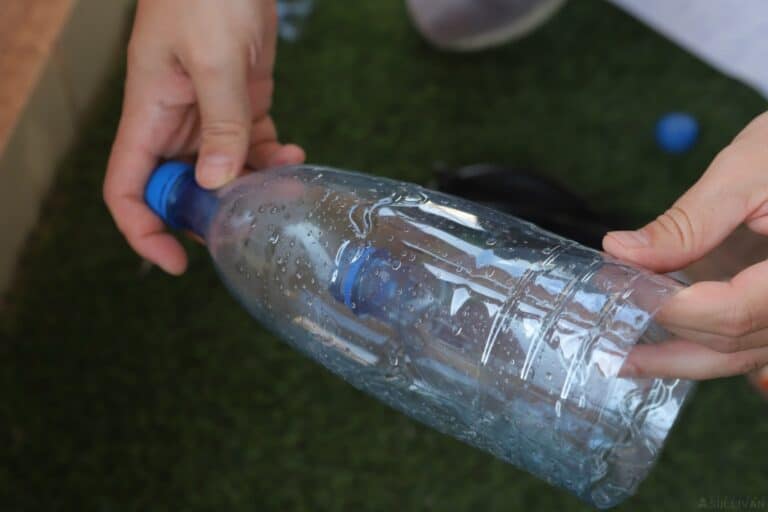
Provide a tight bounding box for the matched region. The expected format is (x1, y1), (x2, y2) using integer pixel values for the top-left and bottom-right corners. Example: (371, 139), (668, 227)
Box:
(725, 353), (763, 376)
(126, 36), (152, 68)
(102, 182), (117, 209)
(202, 119), (249, 141)
(653, 206), (697, 251)
(186, 50), (228, 76)
(720, 303), (756, 338)
(713, 336), (744, 354)
(126, 38), (142, 65)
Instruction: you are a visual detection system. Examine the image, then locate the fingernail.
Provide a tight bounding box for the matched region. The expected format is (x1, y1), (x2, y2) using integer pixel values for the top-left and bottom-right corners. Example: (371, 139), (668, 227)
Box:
(759, 367), (768, 391)
(619, 362), (639, 378)
(608, 230), (650, 249)
(268, 151), (294, 168)
(200, 154), (234, 187)
(269, 158), (291, 167)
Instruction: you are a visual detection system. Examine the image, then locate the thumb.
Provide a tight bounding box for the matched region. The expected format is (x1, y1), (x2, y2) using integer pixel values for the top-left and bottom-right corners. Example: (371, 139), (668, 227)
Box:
(603, 147), (758, 273)
(188, 51), (252, 189)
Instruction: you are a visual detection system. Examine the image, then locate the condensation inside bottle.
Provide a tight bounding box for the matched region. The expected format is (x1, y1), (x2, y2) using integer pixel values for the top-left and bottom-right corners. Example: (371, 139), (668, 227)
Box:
(206, 165), (692, 508)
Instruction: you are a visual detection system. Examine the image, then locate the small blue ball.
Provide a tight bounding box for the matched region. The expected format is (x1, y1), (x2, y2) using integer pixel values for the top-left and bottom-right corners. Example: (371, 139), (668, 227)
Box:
(655, 112), (699, 154)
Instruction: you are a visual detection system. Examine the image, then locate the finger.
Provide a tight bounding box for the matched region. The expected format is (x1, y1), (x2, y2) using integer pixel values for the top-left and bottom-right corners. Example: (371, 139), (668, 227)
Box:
(622, 339), (768, 380)
(603, 137), (768, 273)
(245, 116), (305, 170)
(185, 46), (252, 189)
(664, 323), (768, 354)
(104, 99), (187, 275)
(658, 258), (768, 338)
(268, 144), (306, 167)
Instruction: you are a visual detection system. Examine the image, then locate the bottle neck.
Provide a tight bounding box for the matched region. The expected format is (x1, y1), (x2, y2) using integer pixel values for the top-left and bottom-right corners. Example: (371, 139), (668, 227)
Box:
(166, 173), (219, 240)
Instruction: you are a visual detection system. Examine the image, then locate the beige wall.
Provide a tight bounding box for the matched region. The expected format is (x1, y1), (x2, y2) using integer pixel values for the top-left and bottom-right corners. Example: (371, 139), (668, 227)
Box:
(0, 0), (133, 295)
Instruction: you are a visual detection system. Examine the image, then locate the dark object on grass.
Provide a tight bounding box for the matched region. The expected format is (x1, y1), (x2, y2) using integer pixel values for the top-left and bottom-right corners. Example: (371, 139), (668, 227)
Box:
(434, 163), (617, 250)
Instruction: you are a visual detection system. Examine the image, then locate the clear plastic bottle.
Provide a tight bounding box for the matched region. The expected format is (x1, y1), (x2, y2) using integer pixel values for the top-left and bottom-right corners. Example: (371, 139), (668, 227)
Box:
(145, 161), (693, 508)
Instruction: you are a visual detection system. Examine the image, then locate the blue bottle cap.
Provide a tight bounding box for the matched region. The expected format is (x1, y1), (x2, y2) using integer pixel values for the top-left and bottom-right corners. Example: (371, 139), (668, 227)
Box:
(655, 112), (699, 154)
(144, 161), (195, 226)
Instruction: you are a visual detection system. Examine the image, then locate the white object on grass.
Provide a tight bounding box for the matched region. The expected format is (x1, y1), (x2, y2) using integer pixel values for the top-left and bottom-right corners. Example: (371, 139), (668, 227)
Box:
(608, 0), (768, 98)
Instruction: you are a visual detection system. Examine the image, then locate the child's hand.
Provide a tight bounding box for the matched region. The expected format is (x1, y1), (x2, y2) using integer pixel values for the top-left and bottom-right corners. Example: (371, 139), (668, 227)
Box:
(604, 111), (768, 380)
(104, 0), (305, 275)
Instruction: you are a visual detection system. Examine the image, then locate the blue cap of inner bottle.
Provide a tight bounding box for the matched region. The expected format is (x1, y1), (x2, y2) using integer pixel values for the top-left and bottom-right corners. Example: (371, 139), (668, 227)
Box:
(144, 160), (195, 227)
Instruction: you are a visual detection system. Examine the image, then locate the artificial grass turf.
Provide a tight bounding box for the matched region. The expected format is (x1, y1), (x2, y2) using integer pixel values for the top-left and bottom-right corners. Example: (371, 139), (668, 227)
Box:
(1, 0), (767, 510)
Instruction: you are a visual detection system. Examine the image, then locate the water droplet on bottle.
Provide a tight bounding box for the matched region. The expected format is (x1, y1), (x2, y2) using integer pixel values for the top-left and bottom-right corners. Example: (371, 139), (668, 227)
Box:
(258, 205), (266, 213)
(578, 395), (586, 408)
(486, 238), (498, 247)
(545, 372), (552, 381)
(555, 400), (562, 418)
(391, 260), (401, 270)
(270, 206), (279, 214)
(269, 232), (280, 245)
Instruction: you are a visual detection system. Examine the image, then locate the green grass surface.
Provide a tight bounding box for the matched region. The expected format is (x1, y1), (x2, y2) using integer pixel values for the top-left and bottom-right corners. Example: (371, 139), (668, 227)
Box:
(2, 1), (767, 510)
